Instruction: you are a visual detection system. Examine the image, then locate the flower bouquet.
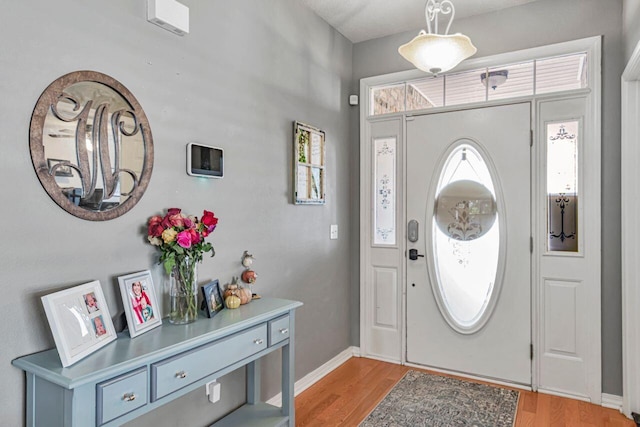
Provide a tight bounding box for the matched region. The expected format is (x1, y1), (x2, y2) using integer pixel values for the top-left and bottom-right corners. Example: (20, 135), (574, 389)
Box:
(147, 208), (218, 324)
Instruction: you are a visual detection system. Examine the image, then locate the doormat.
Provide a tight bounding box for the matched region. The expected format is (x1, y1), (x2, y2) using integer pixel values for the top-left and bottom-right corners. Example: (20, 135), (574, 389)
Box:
(360, 370), (519, 427)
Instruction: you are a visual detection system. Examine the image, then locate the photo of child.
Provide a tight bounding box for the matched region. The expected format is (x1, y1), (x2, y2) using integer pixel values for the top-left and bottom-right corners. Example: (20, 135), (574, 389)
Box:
(130, 281), (152, 324)
(140, 297), (154, 322)
(118, 270), (162, 338)
(93, 316), (107, 337)
(84, 292), (99, 313)
(201, 280), (223, 318)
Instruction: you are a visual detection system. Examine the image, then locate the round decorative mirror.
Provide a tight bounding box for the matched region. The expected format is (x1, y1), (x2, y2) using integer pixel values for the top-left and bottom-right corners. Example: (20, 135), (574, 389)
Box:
(30, 71), (153, 221)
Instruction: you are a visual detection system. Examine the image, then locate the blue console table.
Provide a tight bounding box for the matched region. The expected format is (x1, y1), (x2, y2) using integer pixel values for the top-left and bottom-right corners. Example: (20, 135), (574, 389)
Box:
(13, 298), (302, 426)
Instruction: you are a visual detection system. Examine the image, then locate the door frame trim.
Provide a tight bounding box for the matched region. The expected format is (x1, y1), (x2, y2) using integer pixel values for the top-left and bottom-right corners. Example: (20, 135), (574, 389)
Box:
(359, 36), (602, 401)
(622, 40), (640, 418)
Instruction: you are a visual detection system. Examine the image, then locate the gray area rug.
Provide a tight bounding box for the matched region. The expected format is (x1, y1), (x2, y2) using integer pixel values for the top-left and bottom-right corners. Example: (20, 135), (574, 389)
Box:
(360, 370), (519, 427)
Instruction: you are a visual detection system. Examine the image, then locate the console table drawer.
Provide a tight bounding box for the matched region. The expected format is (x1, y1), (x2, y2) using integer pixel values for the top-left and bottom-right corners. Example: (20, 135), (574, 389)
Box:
(269, 315), (290, 346)
(96, 368), (148, 425)
(151, 323), (268, 401)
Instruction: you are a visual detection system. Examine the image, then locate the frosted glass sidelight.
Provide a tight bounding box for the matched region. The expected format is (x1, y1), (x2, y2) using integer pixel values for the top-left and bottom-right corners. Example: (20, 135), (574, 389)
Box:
(374, 138), (396, 245)
(547, 121), (579, 252)
(432, 142), (501, 331)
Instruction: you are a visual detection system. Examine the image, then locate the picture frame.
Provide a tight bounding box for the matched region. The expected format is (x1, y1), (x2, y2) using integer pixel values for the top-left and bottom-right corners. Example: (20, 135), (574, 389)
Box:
(41, 280), (117, 367)
(201, 280), (224, 318)
(118, 270), (162, 338)
(47, 158), (74, 177)
(293, 121), (326, 205)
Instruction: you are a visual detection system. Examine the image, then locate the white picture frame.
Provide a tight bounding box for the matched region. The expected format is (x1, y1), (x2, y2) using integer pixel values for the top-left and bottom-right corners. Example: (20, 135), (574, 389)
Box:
(118, 270), (162, 338)
(41, 280), (117, 367)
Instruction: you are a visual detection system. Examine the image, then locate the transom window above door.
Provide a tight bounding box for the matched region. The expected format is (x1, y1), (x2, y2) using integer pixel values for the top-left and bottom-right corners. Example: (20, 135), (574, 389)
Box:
(370, 52), (587, 116)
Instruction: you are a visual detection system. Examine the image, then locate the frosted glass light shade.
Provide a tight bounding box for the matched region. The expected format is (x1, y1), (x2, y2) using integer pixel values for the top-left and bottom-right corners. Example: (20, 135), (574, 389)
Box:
(399, 31), (477, 75)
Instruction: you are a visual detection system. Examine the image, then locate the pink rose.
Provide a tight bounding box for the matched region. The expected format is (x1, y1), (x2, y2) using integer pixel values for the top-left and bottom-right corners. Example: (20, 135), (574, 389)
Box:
(176, 231), (192, 248)
(167, 208), (181, 216)
(183, 216), (194, 228)
(169, 214), (185, 228)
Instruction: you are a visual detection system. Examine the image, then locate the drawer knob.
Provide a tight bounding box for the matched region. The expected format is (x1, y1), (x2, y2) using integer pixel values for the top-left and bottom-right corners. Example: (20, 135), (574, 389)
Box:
(123, 393), (136, 402)
(279, 328), (289, 334)
(254, 339), (264, 345)
(175, 371), (188, 379)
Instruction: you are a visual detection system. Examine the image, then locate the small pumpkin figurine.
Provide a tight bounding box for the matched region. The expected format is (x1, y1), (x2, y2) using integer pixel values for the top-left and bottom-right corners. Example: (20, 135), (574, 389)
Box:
(224, 277), (242, 309)
(224, 277), (239, 299)
(241, 269), (257, 284)
(238, 286), (252, 305)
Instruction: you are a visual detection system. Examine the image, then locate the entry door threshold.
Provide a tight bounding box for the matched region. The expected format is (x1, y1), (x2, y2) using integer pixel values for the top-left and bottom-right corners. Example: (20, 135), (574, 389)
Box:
(404, 361), (533, 391)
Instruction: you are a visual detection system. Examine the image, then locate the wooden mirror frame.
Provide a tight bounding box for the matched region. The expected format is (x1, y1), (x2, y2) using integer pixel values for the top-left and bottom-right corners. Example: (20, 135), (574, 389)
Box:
(30, 71), (153, 221)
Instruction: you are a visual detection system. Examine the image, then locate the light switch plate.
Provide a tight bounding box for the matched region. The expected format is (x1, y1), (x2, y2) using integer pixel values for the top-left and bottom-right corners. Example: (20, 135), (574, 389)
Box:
(330, 224), (338, 240)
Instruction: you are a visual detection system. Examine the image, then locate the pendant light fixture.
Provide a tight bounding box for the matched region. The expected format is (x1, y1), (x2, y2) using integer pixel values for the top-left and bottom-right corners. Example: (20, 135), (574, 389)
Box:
(398, 0), (477, 75)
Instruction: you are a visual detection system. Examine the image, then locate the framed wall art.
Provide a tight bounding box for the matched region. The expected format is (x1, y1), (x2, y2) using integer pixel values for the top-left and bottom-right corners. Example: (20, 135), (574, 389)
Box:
(201, 279), (224, 318)
(41, 280), (117, 367)
(294, 121), (325, 205)
(118, 270), (162, 338)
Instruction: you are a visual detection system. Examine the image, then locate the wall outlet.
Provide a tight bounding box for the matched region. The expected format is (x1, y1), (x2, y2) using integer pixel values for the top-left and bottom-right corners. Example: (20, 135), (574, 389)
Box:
(205, 380), (220, 403)
(330, 224), (338, 240)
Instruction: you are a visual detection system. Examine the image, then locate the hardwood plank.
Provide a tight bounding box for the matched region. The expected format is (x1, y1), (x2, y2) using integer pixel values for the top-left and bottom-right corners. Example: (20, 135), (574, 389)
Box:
(295, 358), (635, 427)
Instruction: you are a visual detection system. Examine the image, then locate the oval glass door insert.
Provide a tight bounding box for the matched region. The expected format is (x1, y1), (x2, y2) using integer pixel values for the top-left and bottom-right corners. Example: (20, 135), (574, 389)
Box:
(431, 141), (504, 333)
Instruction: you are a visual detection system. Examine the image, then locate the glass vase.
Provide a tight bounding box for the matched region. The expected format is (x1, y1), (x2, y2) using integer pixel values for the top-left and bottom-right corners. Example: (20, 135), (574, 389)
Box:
(168, 257), (199, 324)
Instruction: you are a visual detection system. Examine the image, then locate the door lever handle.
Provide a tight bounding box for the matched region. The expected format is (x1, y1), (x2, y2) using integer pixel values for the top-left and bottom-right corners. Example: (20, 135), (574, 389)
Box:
(409, 249), (425, 260)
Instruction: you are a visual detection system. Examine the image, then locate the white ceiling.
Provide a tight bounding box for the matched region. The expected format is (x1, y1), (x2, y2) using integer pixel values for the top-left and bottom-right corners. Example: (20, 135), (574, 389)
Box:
(300, 0), (541, 43)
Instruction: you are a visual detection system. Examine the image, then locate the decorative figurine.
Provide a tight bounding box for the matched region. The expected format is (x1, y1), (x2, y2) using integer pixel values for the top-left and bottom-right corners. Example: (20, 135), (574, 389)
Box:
(223, 277), (241, 309)
(241, 250), (260, 299)
(241, 251), (254, 268)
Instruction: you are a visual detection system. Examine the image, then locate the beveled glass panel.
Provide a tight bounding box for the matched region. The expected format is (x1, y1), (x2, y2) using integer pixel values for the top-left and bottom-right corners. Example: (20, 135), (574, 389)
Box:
(374, 137), (396, 245)
(432, 143), (500, 330)
(547, 121), (579, 252)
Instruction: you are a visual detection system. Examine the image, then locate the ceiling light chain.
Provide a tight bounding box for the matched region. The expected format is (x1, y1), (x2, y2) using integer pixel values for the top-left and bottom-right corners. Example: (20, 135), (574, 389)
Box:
(426, 0), (454, 35)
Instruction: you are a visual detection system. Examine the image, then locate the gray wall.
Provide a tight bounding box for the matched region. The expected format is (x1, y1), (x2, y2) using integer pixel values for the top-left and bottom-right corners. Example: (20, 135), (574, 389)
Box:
(352, 0), (624, 395)
(624, 0), (640, 62)
(0, 1), (353, 425)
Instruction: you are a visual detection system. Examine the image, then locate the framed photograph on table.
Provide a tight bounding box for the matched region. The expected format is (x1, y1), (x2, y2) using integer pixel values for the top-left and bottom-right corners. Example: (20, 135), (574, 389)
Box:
(118, 270), (162, 338)
(293, 121), (326, 205)
(41, 280), (116, 367)
(201, 280), (224, 318)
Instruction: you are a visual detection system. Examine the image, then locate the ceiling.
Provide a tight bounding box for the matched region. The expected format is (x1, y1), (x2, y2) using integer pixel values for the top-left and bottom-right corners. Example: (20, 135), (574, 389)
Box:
(300, 0), (541, 43)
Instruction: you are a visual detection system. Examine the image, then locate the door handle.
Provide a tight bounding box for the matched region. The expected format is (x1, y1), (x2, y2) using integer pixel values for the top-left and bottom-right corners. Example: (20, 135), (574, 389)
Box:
(409, 248), (425, 260)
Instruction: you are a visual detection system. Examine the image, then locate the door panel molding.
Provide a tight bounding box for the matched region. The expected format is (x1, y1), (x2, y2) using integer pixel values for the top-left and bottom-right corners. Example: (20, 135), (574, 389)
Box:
(622, 40), (640, 418)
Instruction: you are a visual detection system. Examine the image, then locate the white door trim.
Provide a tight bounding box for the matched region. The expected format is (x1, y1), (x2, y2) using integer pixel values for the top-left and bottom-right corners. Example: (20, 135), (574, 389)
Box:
(359, 36), (602, 402)
(621, 40), (640, 419)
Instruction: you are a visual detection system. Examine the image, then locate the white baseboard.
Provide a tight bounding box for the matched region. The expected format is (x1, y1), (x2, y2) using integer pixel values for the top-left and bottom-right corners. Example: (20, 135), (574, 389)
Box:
(266, 346), (360, 406)
(602, 393), (624, 412)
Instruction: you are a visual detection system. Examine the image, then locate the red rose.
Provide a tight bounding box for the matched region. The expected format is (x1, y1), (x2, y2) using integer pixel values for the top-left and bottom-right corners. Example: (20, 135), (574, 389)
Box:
(188, 228), (201, 244)
(148, 216), (164, 237)
(201, 210), (218, 228)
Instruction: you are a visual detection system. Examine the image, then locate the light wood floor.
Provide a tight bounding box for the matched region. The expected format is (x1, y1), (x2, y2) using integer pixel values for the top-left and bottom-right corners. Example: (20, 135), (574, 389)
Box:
(295, 357), (635, 427)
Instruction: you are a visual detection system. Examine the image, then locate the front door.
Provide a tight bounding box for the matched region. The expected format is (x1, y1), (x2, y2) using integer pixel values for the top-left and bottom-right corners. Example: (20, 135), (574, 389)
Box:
(406, 103), (531, 385)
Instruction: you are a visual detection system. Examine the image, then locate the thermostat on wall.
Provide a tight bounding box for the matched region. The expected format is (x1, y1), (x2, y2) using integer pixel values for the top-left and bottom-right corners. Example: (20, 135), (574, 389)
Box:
(187, 143), (223, 179)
